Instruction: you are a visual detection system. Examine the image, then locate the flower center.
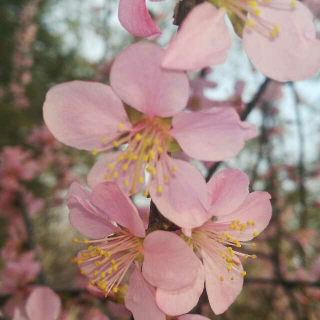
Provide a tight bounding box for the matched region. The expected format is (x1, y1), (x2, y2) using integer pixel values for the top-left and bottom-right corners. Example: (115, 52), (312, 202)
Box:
(211, 0), (297, 38)
(72, 231), (142, 297)
(93, 117), (179, 196)
(186, 218), (260, 281)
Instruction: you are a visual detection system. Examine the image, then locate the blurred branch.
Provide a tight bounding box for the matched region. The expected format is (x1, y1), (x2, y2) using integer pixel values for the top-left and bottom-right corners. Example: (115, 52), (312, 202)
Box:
(206, 78), (271, 181)
(245, 278), (320, 287)
(173, 0), (204, 26)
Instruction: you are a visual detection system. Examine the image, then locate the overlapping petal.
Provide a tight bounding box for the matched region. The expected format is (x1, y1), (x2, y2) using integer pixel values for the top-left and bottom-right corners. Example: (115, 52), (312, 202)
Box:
(171, 108), (256, 161)
(207, 169), (249, 217)
(162, 3), (231, 71)
(244, 1), (320, 81)
(43, 81), (131, 150)
(217, 191), (272, 241)
(118, 0), (162, 38)
(149, 157), (209, 229)
(142, 231), (199, 291)
(110, 42), (189, 118)
(91, 182), (146, 237)
(203, 251), (243, 315)
(67, 182), (118, 239)
(156, 260), (205, 316)
(26, 287), (61, 320)
(125, 266), (165, 320)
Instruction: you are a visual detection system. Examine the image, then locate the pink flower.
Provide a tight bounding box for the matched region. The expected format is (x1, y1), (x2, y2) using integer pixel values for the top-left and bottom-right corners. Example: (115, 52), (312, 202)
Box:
(162, 1), (320, 82)
(43, 42), (256, 229)
(155, 169), (272, 315)
(0, 252), (41, 294)
(13, 287), (61, 320)
(68, 181), (199, 319)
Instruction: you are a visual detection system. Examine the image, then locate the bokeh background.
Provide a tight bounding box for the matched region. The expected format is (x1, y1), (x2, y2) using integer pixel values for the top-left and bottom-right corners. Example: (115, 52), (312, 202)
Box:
(1, 0), (320, 319)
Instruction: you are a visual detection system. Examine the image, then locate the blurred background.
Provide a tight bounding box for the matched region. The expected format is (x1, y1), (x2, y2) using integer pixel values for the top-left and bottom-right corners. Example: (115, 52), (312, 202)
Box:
(0, 0), (320, 319)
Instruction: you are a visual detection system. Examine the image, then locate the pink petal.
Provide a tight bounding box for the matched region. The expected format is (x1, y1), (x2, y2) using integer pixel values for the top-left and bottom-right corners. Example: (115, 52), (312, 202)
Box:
(171, 108), (256, 161)
(26, 287), (61, 320)
(91, 182), (145, 237)
(149, 157), (209, 229)
(156, 259), (205, 316)
(67, 182), (118, 239)
(162, 4), (231, 71)
(178, 315), (210, 320)
(203, 251), (243, 315)
(110, 42), (189, 118)
(118, 0), (162, 37)
(207, 169), (249, 217)
(216, 191), (272, 241)
(125, 266), (165, 320)
(143, 231), (199, 290)
(243, 1), (320, 81)
(43, 81), (131, 150)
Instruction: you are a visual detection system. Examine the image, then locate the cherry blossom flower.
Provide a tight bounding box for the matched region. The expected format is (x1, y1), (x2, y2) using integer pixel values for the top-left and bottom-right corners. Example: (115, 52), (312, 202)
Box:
(44, 42), (256, 228)
(162, 1), (320, 82)
(155, 169), (272, 315)
(13, 286), (61, 320)
(0, 252), (41, 294)
(68, 181), (199, 319)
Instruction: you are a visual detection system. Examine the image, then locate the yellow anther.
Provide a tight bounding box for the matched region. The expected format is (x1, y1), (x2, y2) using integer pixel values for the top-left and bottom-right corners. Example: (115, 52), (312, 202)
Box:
(244, 254), (249, 259)
(157, 146), (163, 154)
(248, 1), (258, 7)
(80, 270), (86, 275)
(171, 166), (178, 172)
(247, 221), (252, 226)
(131, 154), (137, 160)
(241, 271), (247, 276)
(117, 123), (124, 130)
(219, 276), (224, 281)
(221, 232), (227, 237)
(102, 137), (108, 143)
(290, 0), (296, 8)
(231, 276), (235, 280)
(118, 155), (124, 161)
(107, 269), (113, 274)
(99, 250), (105, 255)
(100, 272), (106, 278)
(236, 219), (240, 224)
(143, 155), (149, 162)
(111, 259), (116, 265)
(240, 224), (246, 231)
(93, 271), (99, 276)
(138, 176), (144, 183)
(112, 265), (118, 271)
(251, 255), (257, 259)
(77, 260), (83, 266)
(252, 221), (256, 226)
(149, 150), (155, 160)
(274, 25), (280, 32)
(82, 252), (88, 258)
(92, 149), (99, 155)
(226, 257), (232, 263)
(233, 225), (239, 230)
(123, 180), (129, 186)
(227, 263), (233, 271)
(247, 19), (255, 28)
(90, 280), (95, 286)
(88, 245), (94, 251)
(113, 171), (119, 178)
(83, 239), (89, 244)
(270, 28), (278, 38)
(72, 237), (79, 243)
(94, 261), (101, 267)
(144, 139), (150, 146)
(153, 138), (160, 145)
(135, 133), (142, 141)
(218, 238), (223, 243)
(229, 224), (234, 230)
(107, 163), (114, 169)
(252, 242), (257, 248)
(122, 164), (129, 171)
(143, 190), (149, 197)
(254, 8), (261, 16)
(112, 141), (120, 147)
(221, 254), (226, 259)
(253, 232), (259, 237)
(157, 185), (163, 193)
(112, 287), (118, 293)
(164, 175), (170, 181)
(90, 251), (96, 257)
(104, 174), (110, 180)
(231, 220), (236, 224)
(104, 251), (111, 258)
